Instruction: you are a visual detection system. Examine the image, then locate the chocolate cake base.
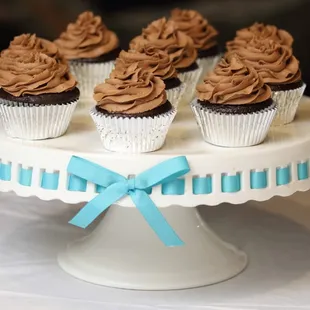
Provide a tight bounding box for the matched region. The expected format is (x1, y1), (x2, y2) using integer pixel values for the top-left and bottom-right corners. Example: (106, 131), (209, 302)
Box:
(197, 45), (220, 59)
(269, 80), (304, 92)
(177, 62), (199, 74)
(95, 100), (173, 119)
(197, 98), (274, 115)
(69, 48), (121, 64)
(164, 78), (181, 90)
(0, 88), (80, 106)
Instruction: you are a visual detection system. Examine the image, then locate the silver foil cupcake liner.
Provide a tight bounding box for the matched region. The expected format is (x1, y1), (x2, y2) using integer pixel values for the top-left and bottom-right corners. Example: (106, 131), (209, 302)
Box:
(178, 66), (203, 106)
(0, 99), (78, 140)
(271, 83), (306, 126)
(90, 106), (177, 153)
(69, 61), (115, 100)
(196, 54), (222, 83)
(191, 99), (277, 147)
(166, 83), (186, 109)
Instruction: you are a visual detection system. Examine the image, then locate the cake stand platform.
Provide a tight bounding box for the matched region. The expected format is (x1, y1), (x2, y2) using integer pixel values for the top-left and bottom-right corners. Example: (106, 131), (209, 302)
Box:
(1, 97), (310, 290)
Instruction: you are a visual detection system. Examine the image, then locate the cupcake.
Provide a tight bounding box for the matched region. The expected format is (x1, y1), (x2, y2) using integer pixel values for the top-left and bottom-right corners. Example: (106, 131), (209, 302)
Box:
(191, 54), (276, 147)
(169, 8), (220, 80)
(1, 33), (64, 63)
(129, 18), (200, 103)
(230, 39), (305, 125)
(0, 52), (79, 140)
(227, 22), (293, 52)
(54, 11), (120, 100)
(91, 63), (176, 153)
(113, 44), (185, 108)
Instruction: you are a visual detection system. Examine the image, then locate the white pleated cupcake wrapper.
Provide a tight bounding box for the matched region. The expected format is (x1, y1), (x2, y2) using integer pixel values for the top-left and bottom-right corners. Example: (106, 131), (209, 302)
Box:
(178, 66), (203, 106)
(271, 84), (306, 126)
(90, 107), (177, 153)
(0, 100), (78, 140)
(166, 83), (186, 109)
(69, 61), (115, 101)
(191, 100), (277, 147)
(196, 54), (222, 83)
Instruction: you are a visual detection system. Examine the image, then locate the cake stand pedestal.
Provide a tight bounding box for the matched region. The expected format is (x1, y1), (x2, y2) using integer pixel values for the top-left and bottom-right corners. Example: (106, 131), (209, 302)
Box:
(1, 97), (310, 290)
(58, 205), (247, 290)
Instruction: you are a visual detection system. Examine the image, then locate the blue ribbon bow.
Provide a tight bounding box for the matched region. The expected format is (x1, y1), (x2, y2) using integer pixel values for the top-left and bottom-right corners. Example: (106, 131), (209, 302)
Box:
(67, 156), (190, 247)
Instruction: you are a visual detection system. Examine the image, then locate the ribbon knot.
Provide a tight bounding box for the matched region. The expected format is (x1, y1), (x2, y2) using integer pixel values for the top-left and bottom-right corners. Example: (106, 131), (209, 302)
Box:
(67, 156), (190, 247)
(127, 178), (136, 192)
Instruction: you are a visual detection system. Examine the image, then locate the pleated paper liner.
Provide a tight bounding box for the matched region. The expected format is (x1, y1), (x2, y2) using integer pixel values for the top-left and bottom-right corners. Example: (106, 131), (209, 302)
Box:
(271, 84), (306, 126)
(0, 99), (78, 140)
(191, 100), (277, 147)
(166, 83), (186, 109)
(178, 66), (202, 106)
(90, 106), (177, 153)
(69, 61), (115, 101)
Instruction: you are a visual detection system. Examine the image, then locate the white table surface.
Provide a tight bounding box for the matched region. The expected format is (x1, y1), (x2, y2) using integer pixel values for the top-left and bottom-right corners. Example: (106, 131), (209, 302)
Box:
(1, 191), (310, 310)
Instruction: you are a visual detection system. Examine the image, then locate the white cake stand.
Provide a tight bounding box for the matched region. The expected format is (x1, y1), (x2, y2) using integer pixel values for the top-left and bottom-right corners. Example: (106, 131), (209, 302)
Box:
(1, 97), (310, 290)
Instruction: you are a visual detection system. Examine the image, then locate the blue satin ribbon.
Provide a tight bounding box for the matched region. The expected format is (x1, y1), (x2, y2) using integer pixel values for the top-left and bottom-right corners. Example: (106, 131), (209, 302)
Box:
(67, 156), (190, 247)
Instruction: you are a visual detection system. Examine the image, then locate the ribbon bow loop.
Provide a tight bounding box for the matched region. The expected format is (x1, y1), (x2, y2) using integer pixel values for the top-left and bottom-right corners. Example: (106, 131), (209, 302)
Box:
(67, 156), (190, 247)
(134, 156), (191, 189)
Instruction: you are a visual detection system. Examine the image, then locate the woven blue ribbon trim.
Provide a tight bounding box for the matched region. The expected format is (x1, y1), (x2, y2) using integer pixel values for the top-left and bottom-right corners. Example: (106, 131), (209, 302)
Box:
(67, 156), (190, 247)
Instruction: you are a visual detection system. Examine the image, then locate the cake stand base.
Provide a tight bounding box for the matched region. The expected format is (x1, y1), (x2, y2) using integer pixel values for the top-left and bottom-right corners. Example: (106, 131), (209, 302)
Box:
(58, 205), (247, 290)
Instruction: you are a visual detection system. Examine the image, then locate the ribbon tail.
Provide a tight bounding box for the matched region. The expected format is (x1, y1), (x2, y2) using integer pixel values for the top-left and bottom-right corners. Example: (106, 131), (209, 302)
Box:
(130, 190), (184, 247)
(69, 182), (127, 228)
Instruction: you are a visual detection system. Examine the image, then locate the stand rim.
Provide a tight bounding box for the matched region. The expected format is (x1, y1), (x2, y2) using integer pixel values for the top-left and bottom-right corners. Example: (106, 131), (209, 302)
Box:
(1, 98), (310, 207)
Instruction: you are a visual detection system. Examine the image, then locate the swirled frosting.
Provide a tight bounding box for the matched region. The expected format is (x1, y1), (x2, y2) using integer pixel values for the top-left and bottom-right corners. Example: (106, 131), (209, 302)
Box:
(94, 63), (167, 114)
(1, 33), (63, 62)
(169, 8), (218, 50)
(129, 17), (197, 69)
(227, 22), (293, 51)
(113, 45), (177, 80)
(230, 39), (301, 85)
(54, 11), (119, 60)
(0, 52), (77, 97)
(196, 54), (271, 104)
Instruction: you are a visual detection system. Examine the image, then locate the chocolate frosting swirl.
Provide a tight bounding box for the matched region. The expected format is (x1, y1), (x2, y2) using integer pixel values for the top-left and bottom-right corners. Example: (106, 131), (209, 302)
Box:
(197, 54), (271, 104)
(230, 39), (301, 85)
(0, 52), (77, 97)
(1, 33), (63, 62)
(227, 22), (293, 51)
(94, 63), (167, 114)
(169, 8), (218, 50)
(129, 17), (197, 69)
(114, 45), (177, 80)
(54, 11), (119, 60)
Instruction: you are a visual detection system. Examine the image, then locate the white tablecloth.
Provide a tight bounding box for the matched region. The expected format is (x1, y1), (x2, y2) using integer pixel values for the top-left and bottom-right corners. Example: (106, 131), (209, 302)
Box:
(1, 191), (310, 310)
